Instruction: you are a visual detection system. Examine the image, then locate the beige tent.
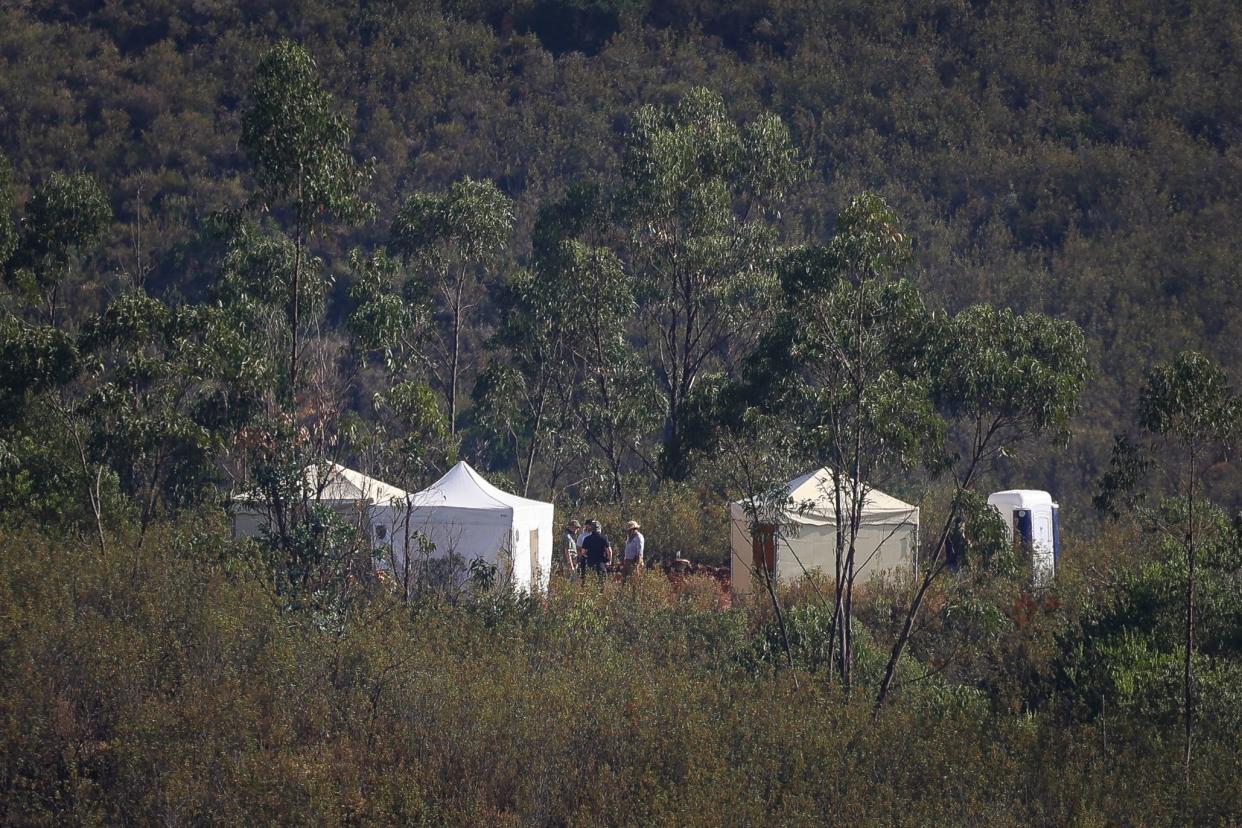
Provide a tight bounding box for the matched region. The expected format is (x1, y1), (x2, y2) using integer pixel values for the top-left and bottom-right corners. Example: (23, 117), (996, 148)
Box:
(729, 468), (919, 596)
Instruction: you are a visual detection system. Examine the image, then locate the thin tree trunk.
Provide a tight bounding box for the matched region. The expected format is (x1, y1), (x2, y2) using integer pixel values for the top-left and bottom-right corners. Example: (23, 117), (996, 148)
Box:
(519, 375), (550, 498)
(139, 459), (162, 541)
(90, 465), (107, 558)
(58, 402), (107, 558)
(289, 177), (305, 402)
(875, 460), (981, 711)
(842, 413), (865, 693)
(1183, 451), (1196, 787)
(761, 556), (797, 684)
(449, 275), (464, 437)
(826, 468), (847, 686)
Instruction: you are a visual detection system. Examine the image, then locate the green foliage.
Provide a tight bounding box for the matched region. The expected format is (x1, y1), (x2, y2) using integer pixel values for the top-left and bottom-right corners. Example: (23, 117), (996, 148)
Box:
(344, 246), (451, 490)
(241, 40), (371, 233)
(391, 176), (514, 437)
(391, 176), (514, 269)
(365, 379), (454, 486)
(3, 171), (111, 323)
(77, 291), (242, 522)
(0, 317), (77, 426)
(1093, 434), (1152, 520)
(0, 8), (1239, 820)
(1138, 350), (1239, 445)
(5, 520), (1240, 824)
(948, 489), (1018, 573)
(1062, 503), (1242, 729)
(216, 218), (307, 309)
(934, 305), (1089, 449)
(7, 172), (111, 284)
(1, 0), (1239, 505)
(828, 191), (912, 280)
(0, 155), (16, 270)
(345, 248), (423, 368)
(729, 193), (944, 485)
(617, 86), (802, 478)
(238, 39), (371, 406)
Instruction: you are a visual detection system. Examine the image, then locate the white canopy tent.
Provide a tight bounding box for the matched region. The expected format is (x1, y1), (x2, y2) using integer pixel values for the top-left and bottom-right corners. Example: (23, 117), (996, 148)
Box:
(391, 461), (555, 593)
(231, 462), (409, 540)
(729, 468), (920, 596)
(231, 461), (553, 593)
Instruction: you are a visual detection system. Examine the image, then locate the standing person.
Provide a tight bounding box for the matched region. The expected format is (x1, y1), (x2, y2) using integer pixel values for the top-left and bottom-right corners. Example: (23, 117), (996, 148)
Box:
(946, 515), (967, 573)
(561, 519), (581, 578)
(578, 519), (612, 586)
(621, 520), (645, 580)
(576, 521), (592, 585)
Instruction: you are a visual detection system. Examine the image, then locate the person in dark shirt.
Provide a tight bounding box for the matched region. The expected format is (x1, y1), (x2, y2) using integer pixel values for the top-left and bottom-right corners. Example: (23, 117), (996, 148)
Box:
(577, 519), (612, 585)
(946, 516), (967, 573)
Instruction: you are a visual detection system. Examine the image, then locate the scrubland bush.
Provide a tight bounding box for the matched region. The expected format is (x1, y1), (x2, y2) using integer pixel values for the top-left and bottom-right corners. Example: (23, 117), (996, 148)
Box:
(2, 519), (1241, 825)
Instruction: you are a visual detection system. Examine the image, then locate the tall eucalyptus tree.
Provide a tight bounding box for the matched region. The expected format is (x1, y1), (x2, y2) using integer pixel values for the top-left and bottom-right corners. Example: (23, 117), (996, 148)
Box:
(391, 177), (513, 439)
(875, 304), (1088, 708)
(240, 39), (371, 403)
(616, 87), (803, 479)
(1095, 351), (1239, 784)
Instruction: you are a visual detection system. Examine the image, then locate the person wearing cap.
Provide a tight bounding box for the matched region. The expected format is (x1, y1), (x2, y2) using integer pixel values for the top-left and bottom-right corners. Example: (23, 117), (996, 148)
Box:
(561, 519), (582, 577)
(577, 519), (612, 586)
(621, 520), (645, 579)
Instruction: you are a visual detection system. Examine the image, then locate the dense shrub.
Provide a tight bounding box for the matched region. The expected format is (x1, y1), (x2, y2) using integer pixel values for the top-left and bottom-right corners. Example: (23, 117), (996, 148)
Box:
(2, 519), (1241, 824)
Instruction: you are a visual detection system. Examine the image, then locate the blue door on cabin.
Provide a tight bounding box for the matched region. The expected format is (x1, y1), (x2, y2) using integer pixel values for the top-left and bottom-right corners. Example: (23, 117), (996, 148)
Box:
(1015, 509), (1033, 547)
(1052, 505), (1062, 565)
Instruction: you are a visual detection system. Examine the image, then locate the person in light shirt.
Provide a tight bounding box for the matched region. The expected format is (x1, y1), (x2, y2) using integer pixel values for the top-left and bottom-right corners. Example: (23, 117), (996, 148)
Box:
(621, 520), (644, 580)
(561, 519), (581, 577)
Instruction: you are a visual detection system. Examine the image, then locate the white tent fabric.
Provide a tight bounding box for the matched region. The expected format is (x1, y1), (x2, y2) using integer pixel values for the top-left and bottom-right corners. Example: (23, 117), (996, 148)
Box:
(231, 461), (555, 593)
(729, 468), (920, 596)
(231, 463), (409, 539)
(306, 463), (409, 506)
(390, 461), (555, 593)
(783, 468), (921, 525)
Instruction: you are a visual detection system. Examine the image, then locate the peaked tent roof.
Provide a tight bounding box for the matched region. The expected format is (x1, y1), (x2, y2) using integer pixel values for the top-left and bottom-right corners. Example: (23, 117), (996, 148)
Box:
(407, 461), (552, 511)
(313, 463), (409, 505)
(766, 467), (919, 525)
(234, 462), (408, 507)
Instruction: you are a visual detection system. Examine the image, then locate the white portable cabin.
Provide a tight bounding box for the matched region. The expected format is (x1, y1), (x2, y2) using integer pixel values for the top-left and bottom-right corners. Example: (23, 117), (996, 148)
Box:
(231, 462), (410, 541)
(729, 468), (920, 597)
(394, 461), (554, 593)
(986, 489), (1061, 585)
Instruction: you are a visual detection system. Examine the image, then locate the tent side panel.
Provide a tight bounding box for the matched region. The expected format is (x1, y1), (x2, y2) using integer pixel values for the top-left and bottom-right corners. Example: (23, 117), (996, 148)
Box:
(389, 505), (513, 587)
(781, 523), (838, 584)
(232, 510), (266, 540)
(728, 503), (753, 597)
(852, 523), (917, 585)
(232, 502), (368, 540)
(507, 502), (553, 593)
(533, 503), (555, 592)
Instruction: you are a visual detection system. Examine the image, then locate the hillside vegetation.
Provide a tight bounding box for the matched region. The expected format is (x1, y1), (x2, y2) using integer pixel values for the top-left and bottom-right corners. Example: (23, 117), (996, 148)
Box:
(1, 0), (1240, 506)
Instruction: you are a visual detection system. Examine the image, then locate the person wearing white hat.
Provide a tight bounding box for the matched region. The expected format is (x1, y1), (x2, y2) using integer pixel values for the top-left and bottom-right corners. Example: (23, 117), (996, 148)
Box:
(621, 520), (645, 579)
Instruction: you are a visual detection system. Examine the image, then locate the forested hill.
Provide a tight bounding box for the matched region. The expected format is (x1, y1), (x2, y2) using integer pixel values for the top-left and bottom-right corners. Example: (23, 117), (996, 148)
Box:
(2, 0), (1240, 507)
